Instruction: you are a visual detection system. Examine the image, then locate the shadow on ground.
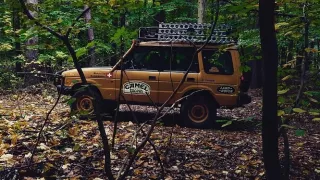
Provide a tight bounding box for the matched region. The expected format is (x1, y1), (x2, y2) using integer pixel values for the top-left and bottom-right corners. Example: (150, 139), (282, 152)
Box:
(98, 107), (261, 132)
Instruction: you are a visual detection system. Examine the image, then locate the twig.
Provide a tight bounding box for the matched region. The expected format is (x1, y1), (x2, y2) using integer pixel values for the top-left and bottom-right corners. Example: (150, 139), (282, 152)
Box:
(28, 80), (63, 165)
(112, 60), (124, 148)
(17, 72), (62, 77)
(118, 94), (165, 179)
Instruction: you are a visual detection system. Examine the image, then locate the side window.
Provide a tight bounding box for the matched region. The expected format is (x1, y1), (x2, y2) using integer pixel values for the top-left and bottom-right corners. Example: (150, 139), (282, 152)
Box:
(162, 47), (199, 73)
(202, 50), (234, 75)
(123, 47), (162, 71)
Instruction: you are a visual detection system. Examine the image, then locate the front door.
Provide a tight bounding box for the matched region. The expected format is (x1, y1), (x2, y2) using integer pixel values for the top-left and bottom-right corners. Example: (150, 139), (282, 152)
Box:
(114, 46), (162, 105)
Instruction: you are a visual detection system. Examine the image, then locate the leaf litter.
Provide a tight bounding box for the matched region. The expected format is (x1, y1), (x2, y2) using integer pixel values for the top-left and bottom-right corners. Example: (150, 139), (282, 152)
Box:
(0, 85), (319, 179)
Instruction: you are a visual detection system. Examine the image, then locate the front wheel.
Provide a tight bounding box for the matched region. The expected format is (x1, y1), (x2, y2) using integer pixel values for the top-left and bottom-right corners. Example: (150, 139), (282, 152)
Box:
(70, 90), (98, 117)
(180, 95), (217, 129)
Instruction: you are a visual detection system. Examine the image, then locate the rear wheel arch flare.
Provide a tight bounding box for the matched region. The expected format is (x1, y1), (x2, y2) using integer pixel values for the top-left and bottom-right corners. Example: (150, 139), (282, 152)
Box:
(182, 89), (219, 106)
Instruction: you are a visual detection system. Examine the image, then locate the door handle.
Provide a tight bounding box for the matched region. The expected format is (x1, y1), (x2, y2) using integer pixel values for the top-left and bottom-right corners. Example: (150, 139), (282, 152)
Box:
(149, 76), (156, 80)
(187, 78), (195, 82)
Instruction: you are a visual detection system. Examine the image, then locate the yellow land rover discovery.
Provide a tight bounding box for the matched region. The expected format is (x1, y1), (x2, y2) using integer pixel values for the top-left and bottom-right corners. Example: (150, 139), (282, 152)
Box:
(54, 23), (251, 128)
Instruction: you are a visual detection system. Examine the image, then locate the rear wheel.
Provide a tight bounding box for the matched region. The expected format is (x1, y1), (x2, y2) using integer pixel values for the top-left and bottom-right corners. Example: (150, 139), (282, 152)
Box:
(180, 95), (217, 129)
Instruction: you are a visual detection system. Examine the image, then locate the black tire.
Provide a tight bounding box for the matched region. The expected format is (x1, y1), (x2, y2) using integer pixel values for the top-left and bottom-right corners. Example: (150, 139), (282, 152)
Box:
(70, 89), (99, 118)
(180, 95), (217, 129)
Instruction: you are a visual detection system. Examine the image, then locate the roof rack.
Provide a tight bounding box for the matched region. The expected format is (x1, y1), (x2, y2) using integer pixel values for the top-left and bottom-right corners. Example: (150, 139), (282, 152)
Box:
(138, 22), (235, 44)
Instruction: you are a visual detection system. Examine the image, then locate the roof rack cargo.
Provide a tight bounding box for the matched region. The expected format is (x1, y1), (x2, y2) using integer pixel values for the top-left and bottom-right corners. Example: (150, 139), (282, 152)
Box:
(138, 22), (235, 44)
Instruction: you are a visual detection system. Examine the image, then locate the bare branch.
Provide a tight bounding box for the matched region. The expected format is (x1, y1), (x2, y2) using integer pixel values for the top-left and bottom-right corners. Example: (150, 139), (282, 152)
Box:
(118, 94), (165, 179)
(18, 0), (64, 40)
(66, 7), (91, 38)
(28, 80), (63, 165)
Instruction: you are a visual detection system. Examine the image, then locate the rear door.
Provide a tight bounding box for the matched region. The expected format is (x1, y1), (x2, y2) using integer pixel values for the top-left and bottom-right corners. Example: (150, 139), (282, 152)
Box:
(114, 46), (161, 104)
(158, 47), (199, 105)
(198, 49), (240, 106)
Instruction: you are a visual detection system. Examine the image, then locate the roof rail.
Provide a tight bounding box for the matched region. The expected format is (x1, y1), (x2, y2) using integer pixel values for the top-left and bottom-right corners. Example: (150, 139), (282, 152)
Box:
(138, 22), (235, 44)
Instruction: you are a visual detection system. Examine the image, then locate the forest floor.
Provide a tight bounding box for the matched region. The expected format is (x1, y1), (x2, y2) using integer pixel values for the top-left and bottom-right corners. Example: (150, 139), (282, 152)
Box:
(0, 84), (319, 180)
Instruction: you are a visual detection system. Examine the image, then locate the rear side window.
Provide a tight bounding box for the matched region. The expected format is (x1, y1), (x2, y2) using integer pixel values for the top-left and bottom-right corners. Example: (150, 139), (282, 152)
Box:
(202, 50), (234, 75)
(162, 47), (199, 73)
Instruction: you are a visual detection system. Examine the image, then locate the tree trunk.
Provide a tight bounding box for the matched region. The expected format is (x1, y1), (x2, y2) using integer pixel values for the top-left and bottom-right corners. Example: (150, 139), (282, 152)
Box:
(198, 0), (206, 23)
(13, 7), (22, 73)
(84, 5), (95, 67)
(152, 0), (167, 25)
(120, 4), (126, 55)
(25, 0), (38, 62)
(249, 59), (263, 89)
(259, 0), (282, 179)
(294, 8), (309, 107)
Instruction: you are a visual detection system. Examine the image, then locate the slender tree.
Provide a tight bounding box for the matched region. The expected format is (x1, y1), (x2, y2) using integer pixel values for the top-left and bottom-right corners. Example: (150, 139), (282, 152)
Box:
(259, 0), (282, 179)
(13, 5), (22, 72)
(84, 4), (95, 67)
(25, 0), (38, 62)
(198, 0), (206, 23)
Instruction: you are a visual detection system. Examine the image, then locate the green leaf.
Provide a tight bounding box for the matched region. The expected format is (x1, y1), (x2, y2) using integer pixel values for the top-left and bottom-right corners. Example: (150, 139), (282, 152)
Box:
(281, 75), (292, 81)
(293, 108), (306, 113)
(309, 112), (320, 116)
(75, 47), (87, 58)
(308, 97), (318, 103)
(216, 120), (229, 123)
(278, 89), (289, 95)
(244, 117), (254, 121)
(278, 96), (285, 104)
(127, 147), (135, 155)
(312, 118), (320, 122)
(281, 124), (295, 129)
(73, 143), (80, 151)
(284, 107), (293, 114)
(278, 110), (285, 116)
(295, 129), (305, 136)
(221, 120), (232, 127)
(72, 80), (79, 84)
(67, 98), (76, 106)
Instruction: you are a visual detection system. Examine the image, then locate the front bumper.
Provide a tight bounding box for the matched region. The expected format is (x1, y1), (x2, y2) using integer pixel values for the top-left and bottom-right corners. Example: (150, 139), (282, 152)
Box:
(56, 85), (72, 95)
(54, 76), (72, 95)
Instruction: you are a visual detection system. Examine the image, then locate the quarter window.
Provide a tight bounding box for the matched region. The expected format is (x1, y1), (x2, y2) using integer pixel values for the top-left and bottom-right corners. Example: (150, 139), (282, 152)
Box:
(202, 50), (234, 75)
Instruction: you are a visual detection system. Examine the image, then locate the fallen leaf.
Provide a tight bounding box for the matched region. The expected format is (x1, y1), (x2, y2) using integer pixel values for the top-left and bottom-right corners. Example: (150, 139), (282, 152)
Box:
(0, 154), (13, 161)
(238, 154), (249, 161)
(312, 118), (320, 122)
(293, 108), (306, 113)
(235, 170), (241, 174)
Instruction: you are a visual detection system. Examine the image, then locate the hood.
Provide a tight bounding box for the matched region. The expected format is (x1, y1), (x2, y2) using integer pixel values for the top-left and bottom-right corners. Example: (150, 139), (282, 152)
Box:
(62, 66), (113, 77)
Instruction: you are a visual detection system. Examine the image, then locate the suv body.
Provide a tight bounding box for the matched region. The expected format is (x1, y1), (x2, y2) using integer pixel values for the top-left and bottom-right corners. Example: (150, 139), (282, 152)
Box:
(55, 24), (251, 128)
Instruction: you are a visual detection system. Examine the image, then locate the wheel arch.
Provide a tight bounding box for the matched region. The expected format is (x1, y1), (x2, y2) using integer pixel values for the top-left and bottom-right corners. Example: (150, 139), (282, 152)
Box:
(182, 89), (220, 107)
(71, 83), (102, 98)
